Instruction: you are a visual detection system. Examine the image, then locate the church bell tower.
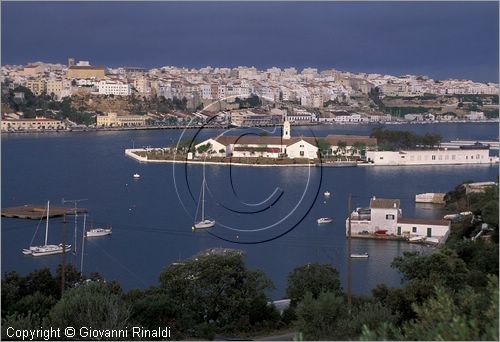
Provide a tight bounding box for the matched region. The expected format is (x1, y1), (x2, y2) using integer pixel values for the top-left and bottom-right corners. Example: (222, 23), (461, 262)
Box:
(283, 115), (291, 140)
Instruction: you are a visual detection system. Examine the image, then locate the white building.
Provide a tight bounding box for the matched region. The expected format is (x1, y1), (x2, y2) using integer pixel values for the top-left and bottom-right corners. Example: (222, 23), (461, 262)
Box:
(194, 118), (375, 160)
(97, 81), (131, 96)
(1, 117), (66, 131)
(366, 147), (496, 165)
(347, 197), (450, 242)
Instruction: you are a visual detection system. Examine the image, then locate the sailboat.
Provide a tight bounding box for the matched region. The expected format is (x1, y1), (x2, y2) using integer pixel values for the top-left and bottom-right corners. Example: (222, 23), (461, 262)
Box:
(192, 177), (215, 230)
(22, 201), (71, 257)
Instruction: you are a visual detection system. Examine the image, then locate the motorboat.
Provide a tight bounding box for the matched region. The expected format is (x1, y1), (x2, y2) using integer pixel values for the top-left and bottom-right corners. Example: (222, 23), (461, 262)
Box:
(324, 191), (331, 197)
(86, 227), (112, 238)
(408, 235), (426, 243)
(350, 253), (369, 258)
(425, 237), (440, 244)
(317, 217), (333, 224)
(443, 214), (460, 220)
(133, 173), (140, 179)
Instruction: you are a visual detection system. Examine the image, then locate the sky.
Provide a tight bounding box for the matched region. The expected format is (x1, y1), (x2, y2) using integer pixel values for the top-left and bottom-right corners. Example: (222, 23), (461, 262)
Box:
(1, 1), (499, 82)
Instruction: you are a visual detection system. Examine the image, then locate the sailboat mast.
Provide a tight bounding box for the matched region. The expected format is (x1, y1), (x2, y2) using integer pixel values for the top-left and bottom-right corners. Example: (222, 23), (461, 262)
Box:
(80, 214), (86, 274)
(201, 179), (205, 221)
(45, 200), (50, 246)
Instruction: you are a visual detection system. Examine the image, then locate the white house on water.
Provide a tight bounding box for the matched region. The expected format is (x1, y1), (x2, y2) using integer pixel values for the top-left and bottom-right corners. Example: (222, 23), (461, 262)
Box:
(346, 197), (451, 243)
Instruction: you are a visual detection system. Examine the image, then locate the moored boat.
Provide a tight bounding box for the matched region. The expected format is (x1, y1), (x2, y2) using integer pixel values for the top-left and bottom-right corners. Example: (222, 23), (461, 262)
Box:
(408, 235), (426, 243)
(324, 191), (331, 197)
(86, 227), (112, 237)
(317, 217), (333, 224)
(425, 237), (440, 244)
(374, 229), (388, 236)
(350, 253), (369, 258)
(23, 201), (71, 257)
(193, 175), (215, 230)
(443, 213), (460, 220)
(133, 173), (140, 179)
(31, 244), (72, 257)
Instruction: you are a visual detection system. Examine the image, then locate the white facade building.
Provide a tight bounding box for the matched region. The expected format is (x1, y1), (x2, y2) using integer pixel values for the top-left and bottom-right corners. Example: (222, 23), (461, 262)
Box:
(97, 81), (131, 96)
(347, 197), (450, 242)
(366, 148), (496, 165)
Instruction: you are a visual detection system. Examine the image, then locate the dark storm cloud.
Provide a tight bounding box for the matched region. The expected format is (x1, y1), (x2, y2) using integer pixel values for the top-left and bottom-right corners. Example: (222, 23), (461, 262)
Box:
(1, 1), (498, 82)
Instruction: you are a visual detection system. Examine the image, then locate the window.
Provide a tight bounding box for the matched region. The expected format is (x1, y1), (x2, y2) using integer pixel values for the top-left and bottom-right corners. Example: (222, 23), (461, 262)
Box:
(476, 154), (480, 159)
(438, 155), (442, 160)
(379, 157), (384, 160)
(412, 227), (417, 233)
(386, 214), (395, 220)
(452, 155), (456, 160)
(432, 155), (436, 160)
(300, 151), (304, 156)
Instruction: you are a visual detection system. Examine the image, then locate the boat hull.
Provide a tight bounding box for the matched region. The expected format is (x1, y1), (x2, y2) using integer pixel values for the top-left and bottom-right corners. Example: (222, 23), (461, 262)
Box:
(30, 244), (72, 257)
(350, 253), (369, 258)
(317, 218), (333, 224)
(193, 220), (215, 229)
(86, 229), (112, 237)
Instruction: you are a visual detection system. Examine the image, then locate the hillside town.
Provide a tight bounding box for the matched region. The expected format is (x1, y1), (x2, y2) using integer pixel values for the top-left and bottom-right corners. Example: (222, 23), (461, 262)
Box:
(1, 59), (499, 132)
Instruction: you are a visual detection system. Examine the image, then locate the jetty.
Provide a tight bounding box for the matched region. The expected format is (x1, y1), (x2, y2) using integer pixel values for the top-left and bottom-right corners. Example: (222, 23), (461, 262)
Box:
(2, 204), (87, 220)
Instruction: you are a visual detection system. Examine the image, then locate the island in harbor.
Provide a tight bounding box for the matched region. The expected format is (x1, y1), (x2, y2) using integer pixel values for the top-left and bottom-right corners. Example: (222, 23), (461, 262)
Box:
(125, 118), (499, 167)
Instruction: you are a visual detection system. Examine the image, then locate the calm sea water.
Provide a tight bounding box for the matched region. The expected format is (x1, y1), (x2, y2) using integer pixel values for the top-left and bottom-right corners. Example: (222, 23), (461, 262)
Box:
(1, 122), (498, 299)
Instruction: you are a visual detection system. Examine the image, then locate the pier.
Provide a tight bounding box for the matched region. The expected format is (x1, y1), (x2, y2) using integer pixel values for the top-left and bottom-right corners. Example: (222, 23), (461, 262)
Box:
(1, 204), (87, 220)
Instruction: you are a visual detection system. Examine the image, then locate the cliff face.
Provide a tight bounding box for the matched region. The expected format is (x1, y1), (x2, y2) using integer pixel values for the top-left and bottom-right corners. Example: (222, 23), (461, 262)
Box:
(70, 94), (134, 114)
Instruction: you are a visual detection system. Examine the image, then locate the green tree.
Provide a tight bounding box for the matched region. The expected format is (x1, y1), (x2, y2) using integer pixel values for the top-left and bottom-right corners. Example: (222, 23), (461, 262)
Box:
(196, 142), (212, 155)
(158, 251), (274, 336)
(286, 263), (342, 305)
(49, 281), (130, 332)
(296, 292), (347, 340)
(315, 139), (331, 158)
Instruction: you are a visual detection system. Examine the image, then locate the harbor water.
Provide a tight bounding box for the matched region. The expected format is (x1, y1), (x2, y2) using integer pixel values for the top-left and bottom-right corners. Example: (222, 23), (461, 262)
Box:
(1, 122), (498, 299)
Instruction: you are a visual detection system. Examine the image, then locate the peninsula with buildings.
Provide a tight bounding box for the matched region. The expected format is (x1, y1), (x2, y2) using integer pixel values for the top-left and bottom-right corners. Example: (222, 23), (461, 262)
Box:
(125, 117), (499, 167)
(1, 58), (499, 132)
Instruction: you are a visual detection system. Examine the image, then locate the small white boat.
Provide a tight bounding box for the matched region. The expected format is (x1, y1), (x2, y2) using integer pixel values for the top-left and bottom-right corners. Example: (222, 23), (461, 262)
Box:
(350, 253), (369, 258)
(133, 173), (140, 179)
(86, 227), (112, 238)
(408, 235), (426, 243)
(443, 213), (460, 220)
(425, 237), (440, 244)
(193, 175), (215, 230)
(193, 219), (216, 230)
(324, 191), (331, 197)
(460, 211), (473, 216)
(317, 217), (333, 224)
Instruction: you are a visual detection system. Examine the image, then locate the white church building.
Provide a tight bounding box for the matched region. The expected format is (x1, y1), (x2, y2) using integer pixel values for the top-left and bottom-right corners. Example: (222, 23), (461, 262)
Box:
(194, 118), (376, 159)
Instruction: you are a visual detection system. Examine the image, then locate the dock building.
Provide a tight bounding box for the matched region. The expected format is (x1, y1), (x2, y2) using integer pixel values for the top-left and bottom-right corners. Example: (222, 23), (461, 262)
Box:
(346, 197), (451, 243)
(366, 146), (497, 165)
